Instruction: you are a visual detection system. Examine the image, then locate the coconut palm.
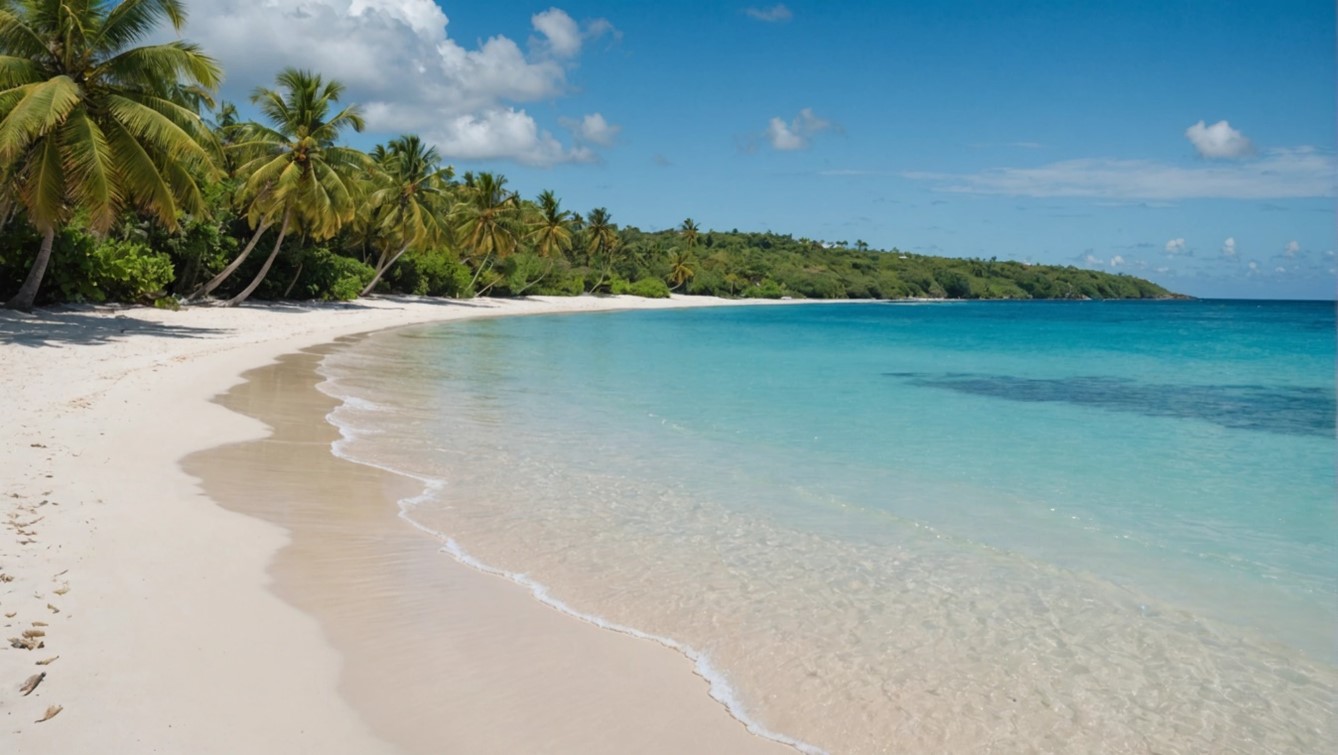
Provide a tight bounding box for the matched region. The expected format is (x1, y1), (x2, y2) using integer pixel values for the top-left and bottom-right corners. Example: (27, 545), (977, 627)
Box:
(0, 0), (221, 310)
(667, 248), (695, 291)
(584, 207), (618, 292)
(450, 171), (520, 295)
(525, 190), (574, 259)
(680, 217), (699, 248)
(359, 134), (453, 296)
(203, 68), (368, 305)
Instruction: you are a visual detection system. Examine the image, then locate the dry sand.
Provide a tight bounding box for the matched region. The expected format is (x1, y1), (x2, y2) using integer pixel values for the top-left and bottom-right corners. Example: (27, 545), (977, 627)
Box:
(0, 295), (795, 754)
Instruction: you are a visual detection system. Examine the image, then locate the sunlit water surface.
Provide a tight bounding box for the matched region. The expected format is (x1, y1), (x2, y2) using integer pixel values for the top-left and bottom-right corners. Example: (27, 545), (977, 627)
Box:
(320, 300), (1336, 753)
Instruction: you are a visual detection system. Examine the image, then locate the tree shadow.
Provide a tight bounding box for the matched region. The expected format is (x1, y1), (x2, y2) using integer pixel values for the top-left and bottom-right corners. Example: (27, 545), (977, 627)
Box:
(0, 308), (231, 348)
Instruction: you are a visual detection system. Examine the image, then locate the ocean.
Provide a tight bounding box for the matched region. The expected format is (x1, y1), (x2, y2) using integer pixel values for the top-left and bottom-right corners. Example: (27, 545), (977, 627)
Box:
(318, 299), (1336, 753)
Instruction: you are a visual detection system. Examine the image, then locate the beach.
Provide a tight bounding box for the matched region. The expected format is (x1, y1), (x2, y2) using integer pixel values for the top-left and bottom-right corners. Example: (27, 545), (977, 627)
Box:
(0, 295), (793, 754)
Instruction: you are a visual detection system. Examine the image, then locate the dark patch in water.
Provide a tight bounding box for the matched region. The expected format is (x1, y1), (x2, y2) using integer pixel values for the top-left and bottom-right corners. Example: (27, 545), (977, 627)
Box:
(884, 373), (1336, 438)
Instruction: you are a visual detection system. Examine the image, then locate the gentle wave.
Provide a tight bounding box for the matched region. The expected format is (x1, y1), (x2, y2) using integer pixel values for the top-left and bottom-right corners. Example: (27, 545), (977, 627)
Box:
(315, 364), (827, 755)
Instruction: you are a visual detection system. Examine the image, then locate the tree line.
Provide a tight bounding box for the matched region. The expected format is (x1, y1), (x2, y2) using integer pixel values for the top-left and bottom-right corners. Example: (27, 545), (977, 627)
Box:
(0, 1), (1179, 311)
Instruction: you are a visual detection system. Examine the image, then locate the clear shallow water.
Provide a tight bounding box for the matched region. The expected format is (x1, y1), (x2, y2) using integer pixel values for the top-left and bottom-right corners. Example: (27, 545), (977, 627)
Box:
(320, 300), (1337, 753)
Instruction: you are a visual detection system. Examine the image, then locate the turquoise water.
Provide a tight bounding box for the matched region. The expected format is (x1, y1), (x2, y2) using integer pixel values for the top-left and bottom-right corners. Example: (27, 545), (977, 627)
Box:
(321, 300), (1336, 753)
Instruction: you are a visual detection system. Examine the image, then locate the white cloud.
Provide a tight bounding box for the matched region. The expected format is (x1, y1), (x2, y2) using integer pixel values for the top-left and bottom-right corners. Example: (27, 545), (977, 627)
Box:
(1222, 237), (1237, 258)
(903, 147), (1334, 199)
(1110, 255), (1126, 268)
(1284, 240), (1301, 257)
(433, 108), (595, 165)
(745, 4), (793, 22)
(1185, 120), (1253, 159)
(531, 8), (583, 57)
(560, 112), (621, 146)
(1164, 238), (1186, 255)
(766, 108), (833, 151)
(184, 1), (613, 166)
(1083, 254), (1104, 267)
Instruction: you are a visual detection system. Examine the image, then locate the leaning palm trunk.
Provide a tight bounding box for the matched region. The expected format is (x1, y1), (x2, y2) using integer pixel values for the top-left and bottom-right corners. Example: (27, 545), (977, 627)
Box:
(466, 252), (493, 296)
(225, 213), (291, 306)
(360, 243), (411, 297)
(512, 259), (556, 296)
(188, 220), (273, 301)
(4, 227), (56, 312)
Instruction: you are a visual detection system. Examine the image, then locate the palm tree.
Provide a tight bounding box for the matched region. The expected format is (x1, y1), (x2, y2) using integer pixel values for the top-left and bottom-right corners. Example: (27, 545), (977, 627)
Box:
(359, 134), (453, 296)
(680, 218), (699, 248)
(512, 189), (573, 295)
(210, 68), (369, 305)
(667, 248), (695, 291)
(526, 190), (575, 259)
(0, 0), (221, 311)
(450, 171), (519, 295)
(584, 207), (618, 293)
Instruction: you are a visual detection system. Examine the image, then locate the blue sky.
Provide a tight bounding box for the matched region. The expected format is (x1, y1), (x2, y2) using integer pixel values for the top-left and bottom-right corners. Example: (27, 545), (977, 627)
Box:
(189, 1), (1335, 299)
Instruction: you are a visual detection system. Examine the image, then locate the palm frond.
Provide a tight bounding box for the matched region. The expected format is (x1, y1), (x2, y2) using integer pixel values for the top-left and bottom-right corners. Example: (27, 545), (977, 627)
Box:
(59, 105), (120, 230)
(0, 76), (81, 162)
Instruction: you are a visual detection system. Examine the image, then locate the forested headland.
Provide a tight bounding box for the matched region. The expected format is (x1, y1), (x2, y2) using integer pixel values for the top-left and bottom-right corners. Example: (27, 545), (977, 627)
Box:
(0, 1), (1180, 311)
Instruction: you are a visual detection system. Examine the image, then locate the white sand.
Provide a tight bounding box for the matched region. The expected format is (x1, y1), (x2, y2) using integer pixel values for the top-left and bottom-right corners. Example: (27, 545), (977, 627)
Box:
(0, 295), (793, 753)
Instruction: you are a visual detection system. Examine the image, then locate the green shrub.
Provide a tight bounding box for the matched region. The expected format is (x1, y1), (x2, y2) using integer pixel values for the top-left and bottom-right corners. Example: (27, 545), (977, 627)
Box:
(623, 277), (670, 298)
(288, 247), (375, 301)
(50, 237), (175, 304)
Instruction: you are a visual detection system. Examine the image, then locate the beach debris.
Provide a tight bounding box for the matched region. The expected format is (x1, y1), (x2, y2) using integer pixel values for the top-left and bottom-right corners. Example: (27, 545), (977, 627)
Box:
(35, 705), (62, 723)
(3, 611), (15, 619)
(53, 569), (67, 578)
(31, 621), (47, 627)
(36, 656), (58, 666)
(0, 573), (13, 583)
(19, 672), (44, 696)
(22, 629), (45, 639)
(53, 585), (69, 596)
(29, 443), (46, 448)
(46, 604), (59, 614)
(9, 636), (43, 650)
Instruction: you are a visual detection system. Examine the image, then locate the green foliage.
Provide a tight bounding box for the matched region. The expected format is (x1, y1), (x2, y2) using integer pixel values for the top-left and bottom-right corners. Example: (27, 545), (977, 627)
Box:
(613, 277), (671, 298)
(282, 247), (375, 301)
(41, 234), (176, 304)
(382, 248), (473, 297)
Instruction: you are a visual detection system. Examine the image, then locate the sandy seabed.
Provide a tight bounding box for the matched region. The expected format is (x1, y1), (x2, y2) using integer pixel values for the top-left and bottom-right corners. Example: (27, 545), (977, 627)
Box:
(0, 295), (796, 754)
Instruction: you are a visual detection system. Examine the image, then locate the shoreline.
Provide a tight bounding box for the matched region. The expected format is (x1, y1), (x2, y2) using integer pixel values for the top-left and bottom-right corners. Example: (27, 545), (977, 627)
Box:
(0, 294), (794, 753)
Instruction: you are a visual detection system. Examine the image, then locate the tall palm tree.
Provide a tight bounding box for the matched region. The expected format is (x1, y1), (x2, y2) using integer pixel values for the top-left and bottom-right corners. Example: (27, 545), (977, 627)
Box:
(0, 0), (221, 311)
(525, 190), (574, 259)
(584, 207), (618, 293)
(359, 134), (453, 296)
(680, 217), (699, 248)
(208, 68), (368, 305)
(450, 171), (519, 295)
(512, 189), (574, 295)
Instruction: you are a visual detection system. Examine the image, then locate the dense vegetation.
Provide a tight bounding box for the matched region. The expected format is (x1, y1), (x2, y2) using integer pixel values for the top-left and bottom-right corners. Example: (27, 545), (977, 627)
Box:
(0, 1), (1179, 310)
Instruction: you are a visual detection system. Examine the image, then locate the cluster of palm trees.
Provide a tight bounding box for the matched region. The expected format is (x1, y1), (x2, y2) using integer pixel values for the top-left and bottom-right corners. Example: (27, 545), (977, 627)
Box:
(0, 0), (703, 311)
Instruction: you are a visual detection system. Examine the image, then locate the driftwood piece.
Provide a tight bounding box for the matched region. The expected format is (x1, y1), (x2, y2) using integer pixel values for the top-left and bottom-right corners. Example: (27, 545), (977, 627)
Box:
(35, 705), (62, 723)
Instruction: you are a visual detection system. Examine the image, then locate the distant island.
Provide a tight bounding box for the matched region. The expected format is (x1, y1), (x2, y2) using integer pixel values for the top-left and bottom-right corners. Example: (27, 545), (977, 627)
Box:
(0, 3), (1178, 309)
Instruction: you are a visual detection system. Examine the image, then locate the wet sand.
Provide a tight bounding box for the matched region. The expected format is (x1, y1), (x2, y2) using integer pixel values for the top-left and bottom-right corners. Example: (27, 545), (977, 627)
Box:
(187, 345), (791, 753)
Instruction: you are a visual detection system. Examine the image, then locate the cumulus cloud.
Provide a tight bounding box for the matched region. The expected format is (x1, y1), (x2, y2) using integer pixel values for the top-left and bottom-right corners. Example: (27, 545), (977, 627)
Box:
(903, 147), (1334, 199)
(745, 4), (793, 22)
(766, 108), (834, 151)
(1083, 254), (1104, 267)
(183, 1), (613, 166)
(560, 112), (621, 146)
(1164, 238), (1186, 255)
(1222, 237), (1237, 258)
(1284, 240), (1301, 257)
(532, 7), (583, 57)
(1185, 120), (1253, 159)
(1110, 255), (1125, 268)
